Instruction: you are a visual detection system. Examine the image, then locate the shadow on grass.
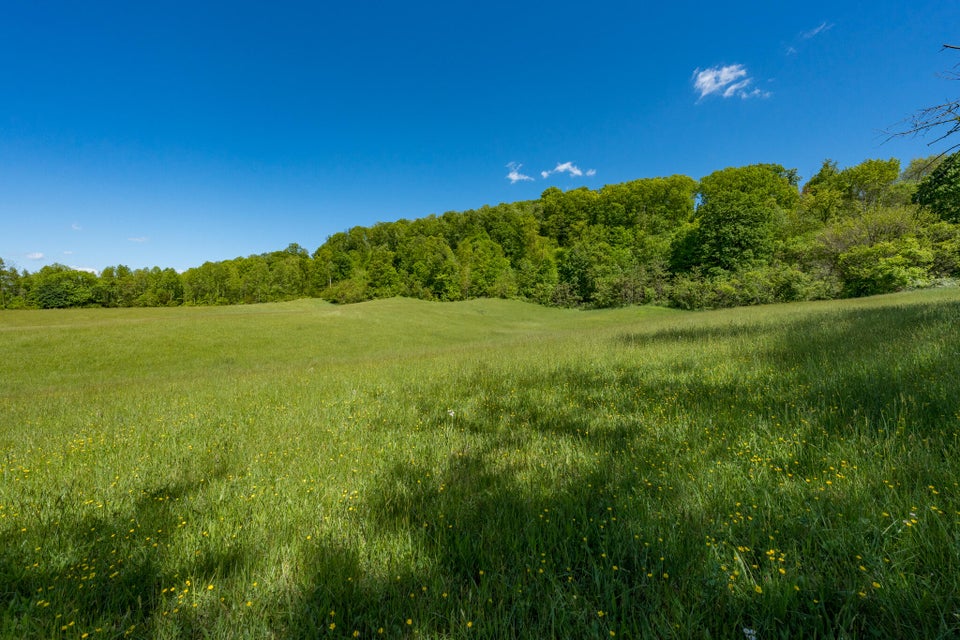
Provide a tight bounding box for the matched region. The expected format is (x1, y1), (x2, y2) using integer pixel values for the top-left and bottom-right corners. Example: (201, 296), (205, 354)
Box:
(0, 457), (244, 638)
(283, 298), (960, 638)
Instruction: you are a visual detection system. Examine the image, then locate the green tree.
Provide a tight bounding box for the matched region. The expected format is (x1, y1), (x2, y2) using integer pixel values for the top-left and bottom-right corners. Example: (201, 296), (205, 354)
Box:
(28, 264), (98, 308)
(921, 220), (960, 277)
(597, 175), (697, 233)
(0, 258), (23, 308)
(900, 155), (944, 183)
(838, 158), (902, 211)
(235, 256), (271, 303)
(399, 235), (461, 300)
(837, 238), (934, 296)
(152, 268), (184, 306)
(366, 245), (401, 298)
(311, 244), (340, 292)
(102, 265), (138, 307)
(129, 268), (157, 306)
(801, 160), (845, 223)
(515, 231), (558, 304)
(692, 164), (800, 272)
(182, 261), (231, 305)
(268, 253), (308, 300)
(456, 234), (516, 298)
(802, 158), (909, 221)
(476, 202), (533, 263)
(540, 187), (597, 245)
(914, 151), (960, 222)
(95, 265), (120, 306)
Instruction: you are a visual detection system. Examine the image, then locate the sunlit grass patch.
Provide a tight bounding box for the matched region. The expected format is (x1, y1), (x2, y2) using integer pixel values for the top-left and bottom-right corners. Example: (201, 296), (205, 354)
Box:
(1, 291), (959, 638)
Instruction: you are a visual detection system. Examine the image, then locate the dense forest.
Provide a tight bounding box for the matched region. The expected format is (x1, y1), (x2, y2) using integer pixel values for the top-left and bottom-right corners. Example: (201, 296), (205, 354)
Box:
(3, 153), (959, 311)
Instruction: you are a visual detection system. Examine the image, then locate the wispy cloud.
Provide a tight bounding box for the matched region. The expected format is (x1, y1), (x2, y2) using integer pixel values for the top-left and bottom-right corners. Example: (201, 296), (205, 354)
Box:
(541, 162), (595, 179)
(801, 21), (833, 40)
(786, 21), (835, 56)
(505, 162), (534, 183)
(71, 223), (82, 231)
(128, 236), (148, 243)
(692, 64), (770, 100)
(26, 252), (44, 260)
(506, 161), (597, 182)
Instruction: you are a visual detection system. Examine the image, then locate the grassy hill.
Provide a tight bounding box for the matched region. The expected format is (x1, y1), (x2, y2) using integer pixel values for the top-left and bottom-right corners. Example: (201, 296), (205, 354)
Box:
(1, 291), (959, 638)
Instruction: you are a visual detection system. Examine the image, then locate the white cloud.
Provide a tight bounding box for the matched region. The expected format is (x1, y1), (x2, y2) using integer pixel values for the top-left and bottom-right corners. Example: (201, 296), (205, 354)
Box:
(505, 162), (534, 183)
(508, 161), (598, 182)
(541, 162), (595, 179)
(71, 266), (98, 274)
(693, 64), (746, 98)
(26, 252), (44, 260)
(693, 64), (770, 100)
(128, 236), (148, 243)
(787, 22), (835, 56)
(71, 223), (82, 231)
(801, 22), (833, 40)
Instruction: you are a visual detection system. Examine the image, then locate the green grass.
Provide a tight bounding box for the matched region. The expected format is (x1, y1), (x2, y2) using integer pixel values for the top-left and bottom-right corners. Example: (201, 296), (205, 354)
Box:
(1, 291), (959, 639)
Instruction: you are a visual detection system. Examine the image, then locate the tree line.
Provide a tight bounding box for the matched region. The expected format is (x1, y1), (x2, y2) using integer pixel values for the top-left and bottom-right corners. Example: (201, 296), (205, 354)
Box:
(3, 153), (959, 311)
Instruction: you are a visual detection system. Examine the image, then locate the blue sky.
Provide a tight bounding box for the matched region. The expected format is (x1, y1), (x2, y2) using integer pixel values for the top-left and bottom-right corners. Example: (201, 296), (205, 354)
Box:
(2, 1), (958, 273)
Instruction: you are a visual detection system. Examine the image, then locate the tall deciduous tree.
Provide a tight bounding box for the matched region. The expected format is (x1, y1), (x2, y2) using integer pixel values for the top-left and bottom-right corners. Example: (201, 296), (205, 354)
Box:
(28, 264), (98, 308)
(399, 235), (461, 300)
(900, 155), (944, 183)
(691, 164), (800, 272)
(0, 258), (22, 308)
(597, 175), (697, 233)
(801, 160), (845, 223)
(838, 158), (902, 211)
(366, 245), (401, 297)
(540, 186), (597, 245)
(456, 234), (516, 299)
(914, 151), (960, 222)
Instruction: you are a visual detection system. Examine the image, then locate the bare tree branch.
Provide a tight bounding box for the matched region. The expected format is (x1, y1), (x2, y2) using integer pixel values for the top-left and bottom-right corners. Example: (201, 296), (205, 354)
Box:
(884, 45), (960, 156)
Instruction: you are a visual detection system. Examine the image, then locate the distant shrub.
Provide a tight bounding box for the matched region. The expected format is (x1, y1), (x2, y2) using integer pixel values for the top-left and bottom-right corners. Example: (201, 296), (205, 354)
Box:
(666, 264), (829, 310)
(321, 277), (370, 304)
(838, 238), (934, 297)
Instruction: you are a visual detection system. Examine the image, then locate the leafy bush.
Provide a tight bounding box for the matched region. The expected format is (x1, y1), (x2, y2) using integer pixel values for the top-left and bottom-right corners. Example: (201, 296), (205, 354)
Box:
(667, 264), (829, 310)
(914, 151), (960, 222)
(837, 238), (934, 296)
(321, 277), (371, 304)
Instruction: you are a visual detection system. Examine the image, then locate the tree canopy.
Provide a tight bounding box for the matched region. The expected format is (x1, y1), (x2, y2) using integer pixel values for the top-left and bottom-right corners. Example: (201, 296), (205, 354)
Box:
(914, 151), (960, 222)
(3, 156), (958, 311)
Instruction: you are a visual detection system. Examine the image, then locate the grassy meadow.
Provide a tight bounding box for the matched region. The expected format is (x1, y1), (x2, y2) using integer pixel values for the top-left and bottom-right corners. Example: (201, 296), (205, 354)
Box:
(1, 291), (959, 639)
